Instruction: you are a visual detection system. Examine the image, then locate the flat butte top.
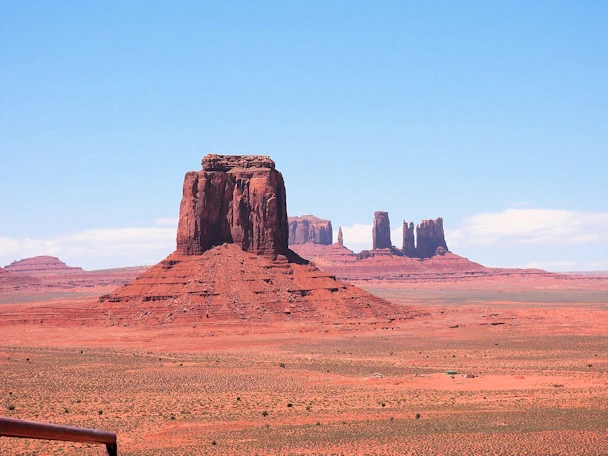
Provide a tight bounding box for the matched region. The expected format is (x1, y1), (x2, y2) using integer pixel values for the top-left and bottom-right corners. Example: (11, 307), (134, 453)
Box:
(202, 154), (276, 172)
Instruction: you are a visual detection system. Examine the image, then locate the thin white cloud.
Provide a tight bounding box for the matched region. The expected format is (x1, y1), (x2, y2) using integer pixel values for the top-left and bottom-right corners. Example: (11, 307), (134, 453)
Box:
(154, 217), (179, 226)
(0, 227), (176, 270)
(447, 209), (608, 247)
(339, 224), (372, 245)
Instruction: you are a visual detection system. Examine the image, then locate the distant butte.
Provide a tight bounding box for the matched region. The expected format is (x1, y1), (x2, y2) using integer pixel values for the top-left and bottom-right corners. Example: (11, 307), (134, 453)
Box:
(288, 215), (333, 246)
(5, 256), (83, 275)
(100, 155), (399, 325)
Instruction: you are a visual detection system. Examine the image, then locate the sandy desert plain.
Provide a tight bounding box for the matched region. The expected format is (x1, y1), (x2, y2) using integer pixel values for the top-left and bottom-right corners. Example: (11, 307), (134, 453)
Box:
(1, 268), (607, 455)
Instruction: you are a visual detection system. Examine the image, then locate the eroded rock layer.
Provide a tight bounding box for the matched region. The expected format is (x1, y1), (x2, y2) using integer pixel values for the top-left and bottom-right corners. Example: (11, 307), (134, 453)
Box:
(0, 267), (40, 292)
(100, 244), (398, 324)
(177, 154), (288, 256)
(288, 215), (333, 245)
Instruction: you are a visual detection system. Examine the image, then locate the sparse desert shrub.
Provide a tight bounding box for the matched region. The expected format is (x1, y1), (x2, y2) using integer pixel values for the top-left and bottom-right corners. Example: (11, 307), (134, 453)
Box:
(211, 440), (217, 445)
(279, 363), (286, 368)
(306, 405), (311, 411)
(8, 404), (15, 411)
(262, 410), (268, 417)
(415, 413), (421, 419)
(287, 403), (293, 407)
(98, 410), (103, 415)
(64, 408), (69, 413)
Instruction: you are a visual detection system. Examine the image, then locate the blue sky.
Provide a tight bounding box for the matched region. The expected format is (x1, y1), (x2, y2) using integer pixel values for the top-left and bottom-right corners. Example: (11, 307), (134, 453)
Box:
(1, 1), (607, 270)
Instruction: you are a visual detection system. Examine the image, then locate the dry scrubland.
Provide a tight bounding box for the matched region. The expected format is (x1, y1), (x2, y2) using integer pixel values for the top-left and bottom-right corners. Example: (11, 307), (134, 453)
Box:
(1, 285), (608, 455)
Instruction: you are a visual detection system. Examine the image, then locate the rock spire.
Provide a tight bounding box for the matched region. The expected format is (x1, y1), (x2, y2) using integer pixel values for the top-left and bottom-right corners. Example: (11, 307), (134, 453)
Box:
(402, 221), (416, 257)
(372, 211), (392, 250)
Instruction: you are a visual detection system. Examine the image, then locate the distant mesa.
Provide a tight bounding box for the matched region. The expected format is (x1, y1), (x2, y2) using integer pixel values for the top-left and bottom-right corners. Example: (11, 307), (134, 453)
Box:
(5, 256), (83, 275)
(1, 256), (146, 294)
(101, 155), (399, 325)
(288, 215), (333, 246)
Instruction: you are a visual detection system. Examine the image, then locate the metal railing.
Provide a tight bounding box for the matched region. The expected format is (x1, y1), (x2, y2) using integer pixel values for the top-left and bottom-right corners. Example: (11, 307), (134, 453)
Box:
(0, 417), (117, 455)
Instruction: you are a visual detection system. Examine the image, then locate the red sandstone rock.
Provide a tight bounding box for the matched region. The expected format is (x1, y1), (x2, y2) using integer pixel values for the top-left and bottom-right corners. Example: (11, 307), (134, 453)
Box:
(288, 215), (333, 245)
(337, 227), (344, 246)
(0, 266), (40, 292)
(100, 243), (397, 324)
(416, 217), (449, 259)
(402, 221), (416, 257)
(372, 211), (392, 250)
(5, 256), (82, 275)
(176, 154), (288, 256)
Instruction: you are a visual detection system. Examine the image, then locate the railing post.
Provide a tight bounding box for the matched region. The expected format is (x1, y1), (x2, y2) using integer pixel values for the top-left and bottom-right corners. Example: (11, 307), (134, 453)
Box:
(107, 442), (118, 456)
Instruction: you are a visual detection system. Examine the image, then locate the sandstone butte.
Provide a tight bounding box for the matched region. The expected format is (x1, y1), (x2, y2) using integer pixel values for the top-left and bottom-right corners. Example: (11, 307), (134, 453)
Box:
(100, 155), (399, 325)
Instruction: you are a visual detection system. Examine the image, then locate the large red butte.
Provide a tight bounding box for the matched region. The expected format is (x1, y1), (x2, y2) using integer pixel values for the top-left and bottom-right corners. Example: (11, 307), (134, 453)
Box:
(177, 154), (288, 256)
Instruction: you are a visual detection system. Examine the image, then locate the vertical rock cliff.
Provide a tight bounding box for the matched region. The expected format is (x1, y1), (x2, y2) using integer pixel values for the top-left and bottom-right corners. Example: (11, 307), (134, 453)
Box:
(176, 154), (289, 256)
